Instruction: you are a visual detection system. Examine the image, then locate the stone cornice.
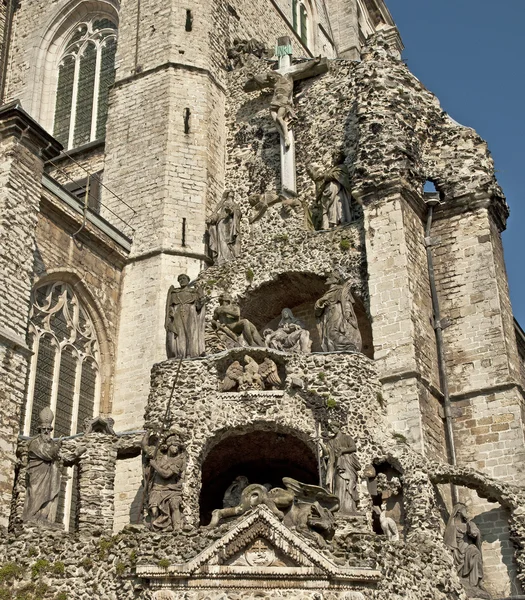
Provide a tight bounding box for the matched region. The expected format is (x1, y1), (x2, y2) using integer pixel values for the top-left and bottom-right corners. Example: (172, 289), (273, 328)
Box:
(0, 326), (32, 357)
(355, 181), (509, 231)
(0, 100), (62, 161)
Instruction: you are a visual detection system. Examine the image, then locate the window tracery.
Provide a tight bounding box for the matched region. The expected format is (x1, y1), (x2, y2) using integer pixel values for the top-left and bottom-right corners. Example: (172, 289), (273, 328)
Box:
(53, 17), (117, 149)
(23, 281), (100, 438)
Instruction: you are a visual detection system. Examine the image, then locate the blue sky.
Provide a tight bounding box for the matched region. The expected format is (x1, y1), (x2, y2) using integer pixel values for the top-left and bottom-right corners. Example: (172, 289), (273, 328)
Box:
(386, 0), (525, 325)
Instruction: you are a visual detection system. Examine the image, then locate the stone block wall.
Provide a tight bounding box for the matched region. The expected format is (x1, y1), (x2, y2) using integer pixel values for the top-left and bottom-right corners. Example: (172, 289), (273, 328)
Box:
(431, 206), (525, 486)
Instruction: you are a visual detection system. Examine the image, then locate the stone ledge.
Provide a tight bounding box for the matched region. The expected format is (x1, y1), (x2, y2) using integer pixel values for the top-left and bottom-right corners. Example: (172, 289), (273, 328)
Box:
(0, 100), (62, 160)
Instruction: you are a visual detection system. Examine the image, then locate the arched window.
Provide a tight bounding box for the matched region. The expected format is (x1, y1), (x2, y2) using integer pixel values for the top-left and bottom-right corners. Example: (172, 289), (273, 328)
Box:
(53, 18), (117, 149)
(23, 281), (101, 437)
(292, 0), (310, 48)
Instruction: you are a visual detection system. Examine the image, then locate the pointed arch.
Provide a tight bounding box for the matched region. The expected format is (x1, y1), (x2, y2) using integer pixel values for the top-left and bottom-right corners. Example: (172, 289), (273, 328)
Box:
(28, 0), (119, 140)
(23, 270), (113, 437)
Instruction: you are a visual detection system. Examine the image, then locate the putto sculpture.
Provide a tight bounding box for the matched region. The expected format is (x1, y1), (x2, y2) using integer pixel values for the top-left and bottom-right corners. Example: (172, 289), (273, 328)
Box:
(307, 151), (354, 230)
(206, 190), (242, 265)
(444, 503), (489, 598)
(315, 273), (362, 353)
(165, 274), (207, 359)
(142, 431), (186, 532)
(264, 308), (312, 354)
(212, 293), (264, 348)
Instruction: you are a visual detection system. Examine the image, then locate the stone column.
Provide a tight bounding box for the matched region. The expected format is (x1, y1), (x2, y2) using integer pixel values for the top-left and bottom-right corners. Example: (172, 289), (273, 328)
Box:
(360, 185), (442, 456)
(77, 434), (118, 534)
(0, 101), (61, 529)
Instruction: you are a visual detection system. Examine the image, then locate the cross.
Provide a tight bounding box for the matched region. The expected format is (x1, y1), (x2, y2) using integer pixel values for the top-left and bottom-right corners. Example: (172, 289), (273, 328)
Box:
(244, 37), (329, 196)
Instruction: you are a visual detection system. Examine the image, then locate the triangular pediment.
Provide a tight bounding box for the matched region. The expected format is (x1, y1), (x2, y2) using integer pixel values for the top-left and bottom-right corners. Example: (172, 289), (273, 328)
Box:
(137, 505), (381, 587)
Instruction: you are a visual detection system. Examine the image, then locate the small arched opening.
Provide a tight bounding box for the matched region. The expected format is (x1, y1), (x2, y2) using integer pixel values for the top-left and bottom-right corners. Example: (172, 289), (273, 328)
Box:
(199, 429), (318, 525)
(239, 272), (373, 358)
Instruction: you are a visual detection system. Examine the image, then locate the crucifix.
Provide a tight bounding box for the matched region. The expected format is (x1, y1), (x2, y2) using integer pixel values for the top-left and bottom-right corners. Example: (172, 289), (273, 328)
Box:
(243, 36), (329, 196)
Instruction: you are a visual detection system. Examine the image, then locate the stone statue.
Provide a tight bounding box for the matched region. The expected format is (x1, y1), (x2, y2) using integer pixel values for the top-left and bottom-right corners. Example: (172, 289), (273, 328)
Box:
(264, 308), (312, 354)
(220, 356), (282, 392)
(206, 190), (241, 264)
(281, 477), (339, 547)
(223, 476), (249, 508)
(142, 431), (186, 532)
(314, 273), (362, 352)
(208, 477), (338, 546)
(165, 274), (206, 359)
(212, 293), (264, 347)
(23, 408), (62, 524)
(376, 502), (399, 541)
(444, 503), (488, 597)
(244, 58), (321, 149)
(307, 151), (354, 230)
(322, 428), (361, 516)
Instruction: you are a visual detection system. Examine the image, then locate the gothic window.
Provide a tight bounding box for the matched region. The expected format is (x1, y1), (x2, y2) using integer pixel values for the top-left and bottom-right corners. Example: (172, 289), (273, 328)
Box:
(53, 18), (117, 150)
(292, 0), (310, 48)
(23, 281), (101, 438)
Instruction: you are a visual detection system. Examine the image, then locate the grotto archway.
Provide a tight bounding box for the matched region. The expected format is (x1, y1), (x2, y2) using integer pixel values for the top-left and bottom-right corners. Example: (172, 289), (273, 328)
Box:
(239, 271), (373, 357)
(199, 429), (319, 525)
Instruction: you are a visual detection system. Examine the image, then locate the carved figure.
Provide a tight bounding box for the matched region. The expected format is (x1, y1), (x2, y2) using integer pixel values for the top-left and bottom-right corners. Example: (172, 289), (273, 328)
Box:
(444, 503), (488, 597)
(307, 152), (354, 230)
(242, 355), (264, 390)
(264, 308), (312, 354)
(244, 58), (321, 149)
(220, 360), (245, 391)
(165, 274), (206, 359)
(223, 476), (249, 508)
(322, 428), (361, 516)
(220, 356), (282, 392)
(314, 274), (362, 353)
(23, 408), (62, 524)
(248, 191), (303, 224)
(142, 432), (186, 532)
(377, 503), (399, 541)
(208, 483), (284, 527)
(281, 477), (339, 547)
(227, 38), (268, 68)
(258, 357), (282, 388)
(206, 190), (241, 264)
(212, 294), (264, 347)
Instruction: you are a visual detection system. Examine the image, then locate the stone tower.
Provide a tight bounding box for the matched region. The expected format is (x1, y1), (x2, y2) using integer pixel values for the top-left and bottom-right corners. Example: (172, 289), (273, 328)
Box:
(0, 0), (524, 599)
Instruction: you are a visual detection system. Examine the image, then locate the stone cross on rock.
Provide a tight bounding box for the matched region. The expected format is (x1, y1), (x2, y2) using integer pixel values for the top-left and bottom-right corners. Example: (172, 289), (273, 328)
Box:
(244, 37), (329, 196)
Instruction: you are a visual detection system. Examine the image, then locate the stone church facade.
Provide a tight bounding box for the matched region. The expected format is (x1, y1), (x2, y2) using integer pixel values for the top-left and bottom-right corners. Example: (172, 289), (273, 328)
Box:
(0, 0), (524, 598)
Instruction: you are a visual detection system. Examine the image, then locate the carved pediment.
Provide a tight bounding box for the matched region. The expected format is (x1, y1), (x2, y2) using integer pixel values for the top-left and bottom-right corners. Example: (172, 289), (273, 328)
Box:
(137, 505), (380, 590)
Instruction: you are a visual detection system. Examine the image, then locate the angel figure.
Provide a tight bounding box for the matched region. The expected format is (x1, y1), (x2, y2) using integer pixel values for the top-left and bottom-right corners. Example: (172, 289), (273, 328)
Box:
(259, 357), (282, 389)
